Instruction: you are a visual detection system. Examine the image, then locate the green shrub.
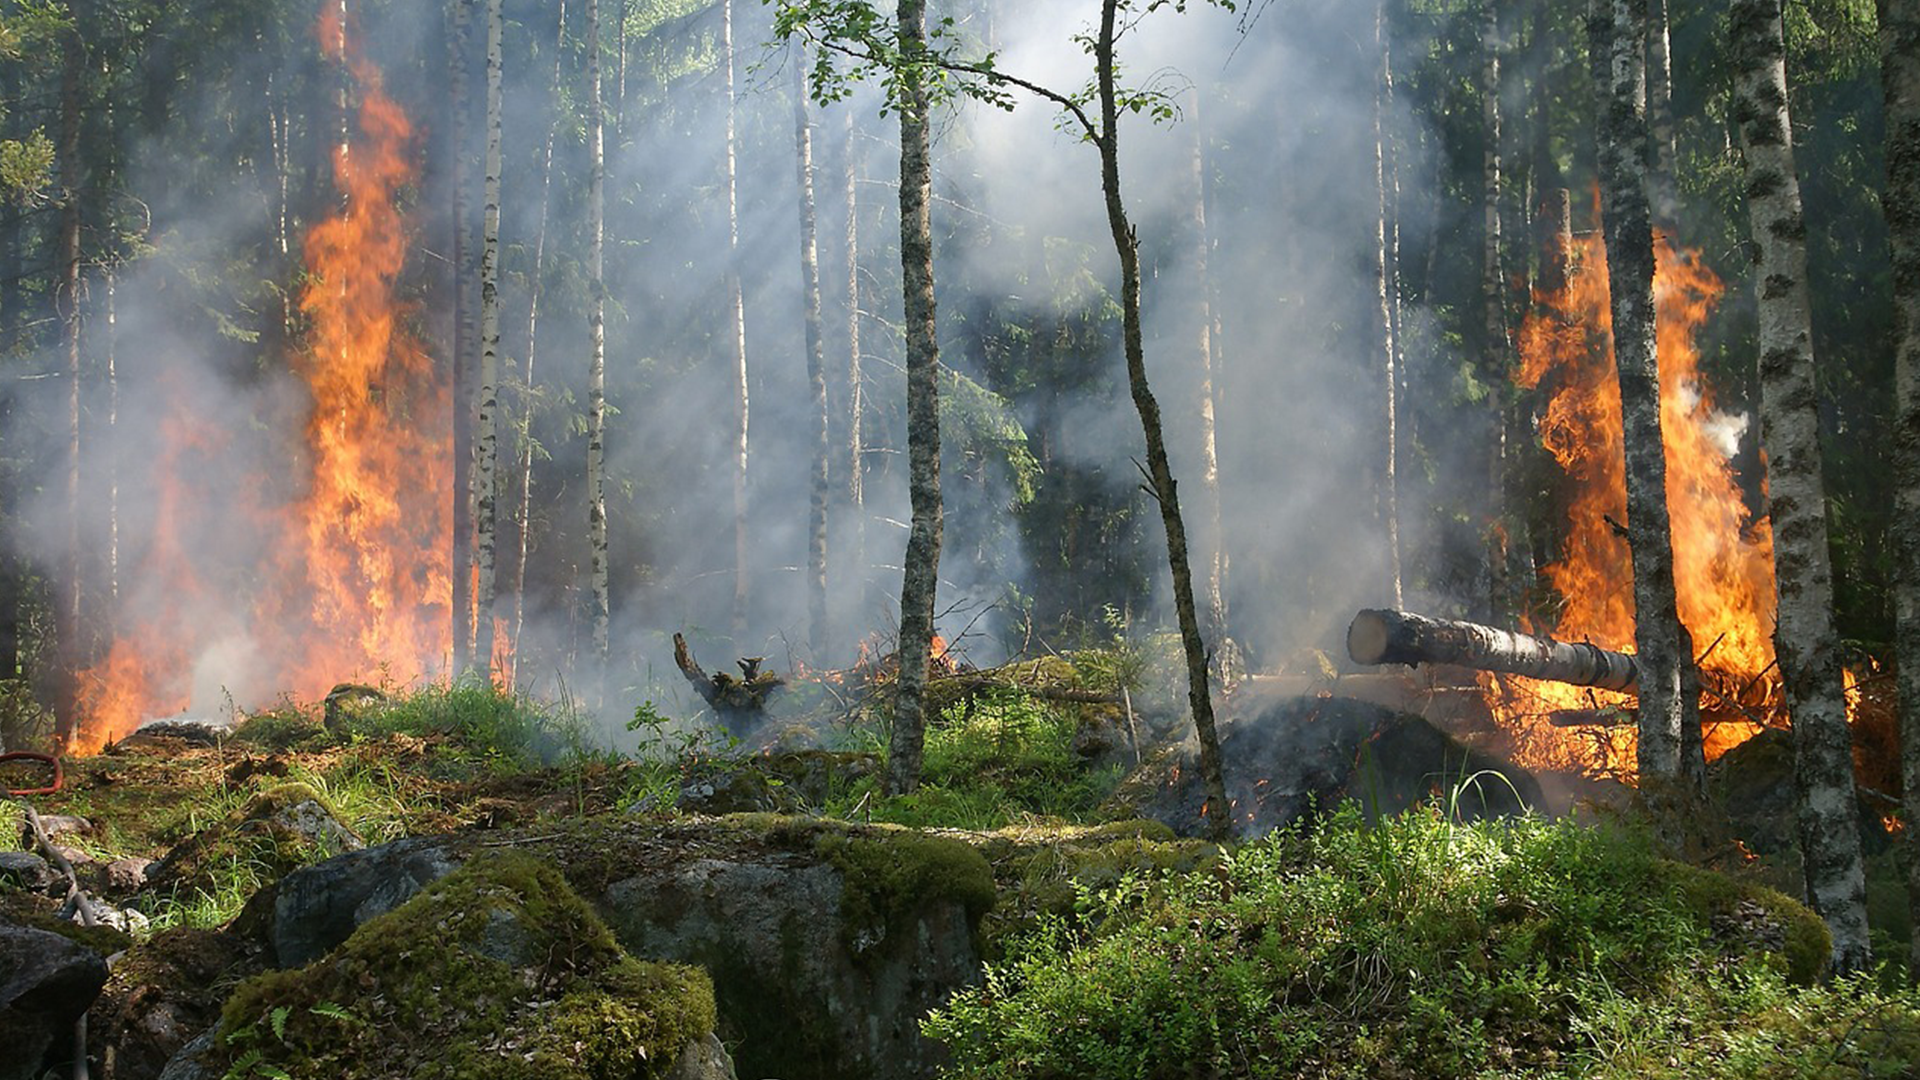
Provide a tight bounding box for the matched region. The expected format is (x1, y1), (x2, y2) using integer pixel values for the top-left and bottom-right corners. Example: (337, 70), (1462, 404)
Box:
(925, 806), (1920, 1079)
(830, 688), (1123, 830)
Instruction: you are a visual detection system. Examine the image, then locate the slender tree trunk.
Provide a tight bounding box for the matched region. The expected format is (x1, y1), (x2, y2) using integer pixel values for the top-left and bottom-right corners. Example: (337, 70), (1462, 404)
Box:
(886, 0), (943, 796)
(1375, 0), (1404, 609)
(473, 0), (504, 678)
(1482, 0), (1510, 619)
(1593, 0), (1702, 788)
(1187, 91), (1227, 651)
(1882, 0), (1920, 985)
(724, 0), (751, 645)
(1095, 0), (1228, 836)
(1646, 0), (1680, 225)
(794, 55), (830, 661)
(105, 263), (116, 609)
(508, 0), (568, 683)
(449, 0), (476, 676)
(55, 8), (84, 745)
(1729, 0), (1869, 976)
(843, 105), (867, 628)
(586, 0), (611, 697)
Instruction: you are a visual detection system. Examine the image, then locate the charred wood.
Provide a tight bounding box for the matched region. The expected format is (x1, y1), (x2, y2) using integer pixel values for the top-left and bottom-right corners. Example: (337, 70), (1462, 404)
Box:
(673, 633), (785, 721)
(1347, 608), (1640, 692)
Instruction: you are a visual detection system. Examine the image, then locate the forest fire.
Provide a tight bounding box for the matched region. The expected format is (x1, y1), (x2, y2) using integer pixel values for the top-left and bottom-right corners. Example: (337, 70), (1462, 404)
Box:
(1493, 226), (1778, 778)
(68, 13), (448, 752)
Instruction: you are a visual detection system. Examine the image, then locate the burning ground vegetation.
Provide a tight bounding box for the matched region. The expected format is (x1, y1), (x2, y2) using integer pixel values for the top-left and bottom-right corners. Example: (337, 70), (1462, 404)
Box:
(2, 645), (1919, 1080)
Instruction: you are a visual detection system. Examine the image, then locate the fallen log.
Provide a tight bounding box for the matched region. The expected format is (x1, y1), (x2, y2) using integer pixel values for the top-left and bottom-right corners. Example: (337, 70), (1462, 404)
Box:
(1347, 608), (1640, 693)
(1546, 707), (1637, 727)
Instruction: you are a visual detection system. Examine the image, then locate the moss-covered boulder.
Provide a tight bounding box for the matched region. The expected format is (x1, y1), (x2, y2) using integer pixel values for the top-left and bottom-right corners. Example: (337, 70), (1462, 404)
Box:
(183, 851), (717, 1080)
(263, 815), (993, 1080)
(143, 783), (364, 905)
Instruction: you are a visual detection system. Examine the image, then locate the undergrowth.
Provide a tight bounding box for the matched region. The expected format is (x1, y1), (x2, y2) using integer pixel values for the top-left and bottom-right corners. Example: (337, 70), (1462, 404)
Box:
(828, 688), (1123, 830)
(925, 804), (1920, 1079)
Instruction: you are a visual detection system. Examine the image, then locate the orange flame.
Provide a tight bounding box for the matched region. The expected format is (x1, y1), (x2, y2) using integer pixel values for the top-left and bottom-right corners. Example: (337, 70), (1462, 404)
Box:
(1496, 222), (1777, 777)
(70, 10), (449, 751)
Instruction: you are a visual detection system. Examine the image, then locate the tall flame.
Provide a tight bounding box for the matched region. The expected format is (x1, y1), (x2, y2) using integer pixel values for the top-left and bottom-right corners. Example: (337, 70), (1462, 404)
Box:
(70, 9), (449, 752)
(1496, 223), (1777, 776)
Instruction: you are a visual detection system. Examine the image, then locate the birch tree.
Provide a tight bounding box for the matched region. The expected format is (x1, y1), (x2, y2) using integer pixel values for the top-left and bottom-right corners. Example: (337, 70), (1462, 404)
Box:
(1728, 0), (1869, 975)
(472, 0), (504, 678)
(1376, 0), (1404, 610)
(507, 0), (568, 679)
(842, 105), (867, 626)
(448, 0), (476, 676)
(54, 0), (83, 743)
(724, 0), (752, 645)
(794, 53), (830, 661)
(1592, 0), (1702, 788)
(1886, 0), (1920, 983)
(586, 0), (610, 696)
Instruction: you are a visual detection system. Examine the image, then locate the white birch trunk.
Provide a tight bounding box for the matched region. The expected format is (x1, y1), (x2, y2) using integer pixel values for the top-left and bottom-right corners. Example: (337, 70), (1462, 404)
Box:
(794, 54), (830, 661)
(1731, 0), (1870, 973)
(1883, 0), (1920, 981)
(473, 0), (504, 678)
(724, 0), (751, 646)
(586, 0), (611, 695)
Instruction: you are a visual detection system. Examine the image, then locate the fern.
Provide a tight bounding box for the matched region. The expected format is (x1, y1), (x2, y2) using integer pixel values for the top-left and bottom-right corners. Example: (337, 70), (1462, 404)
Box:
(309, 1001), (355, 1024)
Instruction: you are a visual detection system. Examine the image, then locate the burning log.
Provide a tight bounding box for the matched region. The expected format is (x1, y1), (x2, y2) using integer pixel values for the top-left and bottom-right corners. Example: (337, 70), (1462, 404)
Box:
(1546, 707), (1637, 727)
(673, 633), (785, 725)
(1347, 608), (1640, 693)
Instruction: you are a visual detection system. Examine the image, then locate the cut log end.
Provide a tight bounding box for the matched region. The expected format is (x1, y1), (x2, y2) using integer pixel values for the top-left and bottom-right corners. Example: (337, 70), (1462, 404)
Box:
(1346, 610), (1397, 666)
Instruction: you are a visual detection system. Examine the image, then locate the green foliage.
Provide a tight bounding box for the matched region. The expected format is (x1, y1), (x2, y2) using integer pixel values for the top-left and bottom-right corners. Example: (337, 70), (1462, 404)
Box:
(832, 687), (1124, 829)
(212, 851), (715, 1080)
(924, 807), (1920, 1079)
(0, 130), (53, 201)
(811, 824), (998, 958)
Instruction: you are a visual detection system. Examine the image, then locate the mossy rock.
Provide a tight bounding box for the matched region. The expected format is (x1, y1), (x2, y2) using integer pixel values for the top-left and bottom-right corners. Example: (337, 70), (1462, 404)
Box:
(143, 783), (364, 904)
(1666, 860), (1830, 984)
(965, 819), (1218, 956)
(203, 850), (715, 1080)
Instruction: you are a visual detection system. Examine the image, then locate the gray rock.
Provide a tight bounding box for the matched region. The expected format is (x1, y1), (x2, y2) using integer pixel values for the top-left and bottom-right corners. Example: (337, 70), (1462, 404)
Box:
(267, 820), (989, 1080)
(268, 836), (462, 967)
(0, 852), (55, 894)
(666, 1032), (739, 1080)
(269, 798), (365, 856)
(155, 1027), (218, 1080)
(19, 815), (91, 847)
(0, 921), (111, 1080)
(104, 856), (155, 893)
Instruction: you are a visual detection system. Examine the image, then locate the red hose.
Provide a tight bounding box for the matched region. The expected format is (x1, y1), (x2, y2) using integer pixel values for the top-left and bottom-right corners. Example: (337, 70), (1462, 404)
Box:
(0, 751), (63, 796)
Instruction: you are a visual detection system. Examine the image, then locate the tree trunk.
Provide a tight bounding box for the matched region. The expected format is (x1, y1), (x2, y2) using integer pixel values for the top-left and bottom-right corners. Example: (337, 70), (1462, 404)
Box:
(55, 7), (84, 746)
(1883, 0), (1920, 984)
(1482, 0), (1509, 619)
(724, 0), (751, 646)
(1348, 608), (1641, 690)
(508, 0), (568, 684)
(1375, 0), (1404, 610)
(1593, 0), (1702, 788)
(473, 0), (504, 679)
(448, 0), (476, 676)
(793, 54), (830, 661)
(1187, 91), (1227, 647)
(843, 105), (867, 628)
(1645, 0), (1680, 226)
(1095, 0), (1228, 836)
(886, 0), (943, 795)
(1727, 0), (1868, 972)
(586, 0), (611, 697)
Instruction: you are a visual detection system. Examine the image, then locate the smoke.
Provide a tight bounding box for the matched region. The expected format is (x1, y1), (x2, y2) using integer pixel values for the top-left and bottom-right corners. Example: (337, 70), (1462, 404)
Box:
(5, 0), (1494, 746)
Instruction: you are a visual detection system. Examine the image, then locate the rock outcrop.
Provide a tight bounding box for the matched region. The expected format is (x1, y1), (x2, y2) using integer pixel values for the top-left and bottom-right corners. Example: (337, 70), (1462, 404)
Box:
(0, 920), (111, 1080)
(260, 815), (993, 1080)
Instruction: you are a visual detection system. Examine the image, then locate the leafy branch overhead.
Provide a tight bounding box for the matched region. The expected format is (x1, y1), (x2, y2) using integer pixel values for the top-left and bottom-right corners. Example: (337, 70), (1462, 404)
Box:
(764, 0), (1233, 139)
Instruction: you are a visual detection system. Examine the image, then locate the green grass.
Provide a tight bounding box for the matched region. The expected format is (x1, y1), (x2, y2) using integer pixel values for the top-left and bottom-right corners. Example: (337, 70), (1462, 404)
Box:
(925, 805), (1920, 1079)
(826, 688), (1124, 830)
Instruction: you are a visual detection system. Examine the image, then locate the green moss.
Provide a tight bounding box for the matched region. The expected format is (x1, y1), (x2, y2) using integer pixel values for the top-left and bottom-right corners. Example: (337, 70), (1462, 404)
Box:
(1667, 860), (1830, 984)
(974, 821), (1218, 956)
(209, 850), (714, 1080)
(815, 825), (996, 949)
